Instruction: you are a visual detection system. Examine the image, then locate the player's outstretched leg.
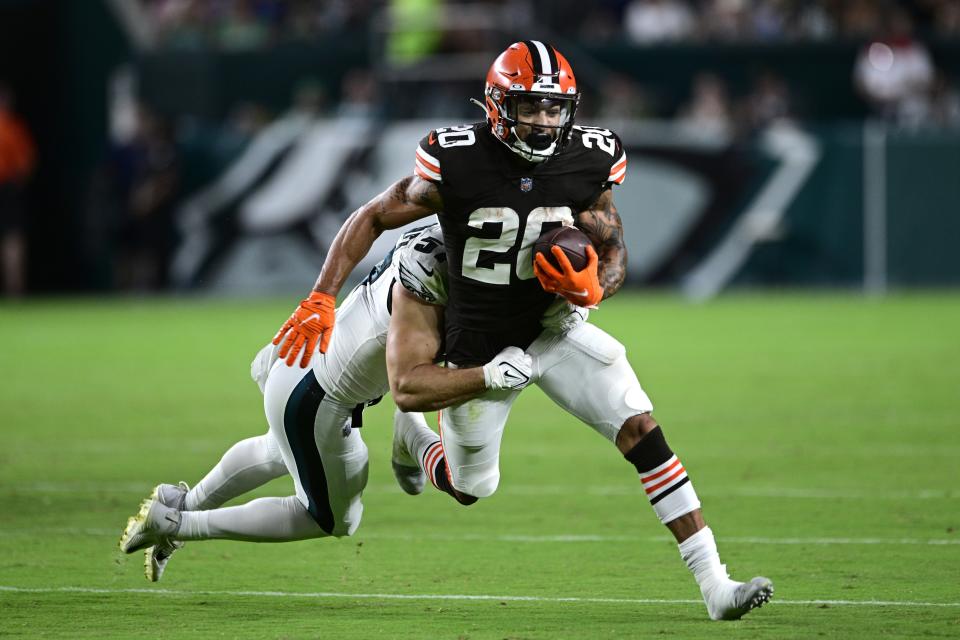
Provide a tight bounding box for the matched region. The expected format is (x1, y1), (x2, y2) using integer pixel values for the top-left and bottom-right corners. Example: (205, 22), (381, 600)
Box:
(618, 414), (774, 620)
(140, 433), (287, 582)
(183, 433), (287, 511)
(144, 482), (188, 582)
(392, 409), (477, 506)
(174, 495), (330, 541)
(123, 493), (332, 558)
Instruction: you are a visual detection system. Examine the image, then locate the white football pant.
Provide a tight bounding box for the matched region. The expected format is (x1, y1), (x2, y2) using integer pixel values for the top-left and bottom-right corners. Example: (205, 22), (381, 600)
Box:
(440, 322), (653, 498)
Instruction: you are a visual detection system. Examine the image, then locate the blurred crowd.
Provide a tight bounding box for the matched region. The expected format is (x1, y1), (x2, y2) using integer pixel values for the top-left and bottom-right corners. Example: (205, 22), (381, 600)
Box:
(143, 0), (960, 50)
(144, 0), (377, 49)
(85, 102), (181, 291)
(607, 0), (960, 43)
(5, 1), (960, 295)
(851, 9), (960, 127)
(594, 3), (960, 131)
(0, 82), (35, 297)
(137, 0), (960, 130)
(66, 0), (960, 293)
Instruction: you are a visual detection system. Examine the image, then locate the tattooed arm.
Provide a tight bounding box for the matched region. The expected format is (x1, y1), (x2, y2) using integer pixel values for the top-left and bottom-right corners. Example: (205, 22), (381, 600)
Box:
(313, 175), (442, 296)
(575, 188), (627, 300)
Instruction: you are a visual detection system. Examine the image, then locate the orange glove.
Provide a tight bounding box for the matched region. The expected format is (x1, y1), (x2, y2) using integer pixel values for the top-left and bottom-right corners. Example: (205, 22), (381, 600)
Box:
(272, 291), (336, 368)
(533, 245), (603, 308)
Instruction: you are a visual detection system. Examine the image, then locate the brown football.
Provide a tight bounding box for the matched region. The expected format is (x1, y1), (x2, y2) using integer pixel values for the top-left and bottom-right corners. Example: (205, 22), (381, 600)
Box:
(534, 226), (591, 272)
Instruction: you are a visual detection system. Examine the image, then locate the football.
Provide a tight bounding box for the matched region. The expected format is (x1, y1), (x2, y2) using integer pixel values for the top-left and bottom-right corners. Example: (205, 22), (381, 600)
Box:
(534, 225), (591, 272)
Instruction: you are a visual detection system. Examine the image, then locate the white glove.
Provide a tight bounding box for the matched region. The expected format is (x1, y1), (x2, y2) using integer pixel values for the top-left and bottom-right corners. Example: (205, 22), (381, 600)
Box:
(540, 299), (589, 333)
(482, 347), (534, 391)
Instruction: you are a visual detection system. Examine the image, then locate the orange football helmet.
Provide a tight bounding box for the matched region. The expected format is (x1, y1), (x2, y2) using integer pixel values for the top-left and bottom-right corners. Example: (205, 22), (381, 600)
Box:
(480, 40), (580, 162)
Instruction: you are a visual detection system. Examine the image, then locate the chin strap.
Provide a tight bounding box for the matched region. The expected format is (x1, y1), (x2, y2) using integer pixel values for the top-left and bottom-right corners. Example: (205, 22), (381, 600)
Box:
(473, 96), (558, 163)
(509, 131), (556, 163)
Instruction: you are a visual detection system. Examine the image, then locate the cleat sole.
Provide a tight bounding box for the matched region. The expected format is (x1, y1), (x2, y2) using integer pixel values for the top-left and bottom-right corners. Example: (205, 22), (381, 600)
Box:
(118, 498), (154, 554)
(741, 580), (774, 617)
(714, 578), (774, 620)
(144, 546), (157, 582)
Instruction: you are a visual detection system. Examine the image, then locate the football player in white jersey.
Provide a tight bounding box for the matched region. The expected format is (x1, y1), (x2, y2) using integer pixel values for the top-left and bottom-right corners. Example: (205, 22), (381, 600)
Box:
(118, 224), (568, 581)
(263, 41), (773, 620)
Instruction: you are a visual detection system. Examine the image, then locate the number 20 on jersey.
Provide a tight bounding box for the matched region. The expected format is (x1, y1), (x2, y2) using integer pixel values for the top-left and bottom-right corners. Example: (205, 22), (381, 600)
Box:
(463, 206), (573, 285)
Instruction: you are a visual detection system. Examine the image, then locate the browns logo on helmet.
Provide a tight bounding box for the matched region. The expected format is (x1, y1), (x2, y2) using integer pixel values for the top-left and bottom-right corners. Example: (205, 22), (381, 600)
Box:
(474, 40), (580, 163)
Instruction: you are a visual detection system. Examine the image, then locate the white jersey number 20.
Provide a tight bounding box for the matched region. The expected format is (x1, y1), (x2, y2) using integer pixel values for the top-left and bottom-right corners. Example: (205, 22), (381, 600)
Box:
(576, 125), (616, 157)
(437, 126), (476, 148)
(462, 206), (574, 285)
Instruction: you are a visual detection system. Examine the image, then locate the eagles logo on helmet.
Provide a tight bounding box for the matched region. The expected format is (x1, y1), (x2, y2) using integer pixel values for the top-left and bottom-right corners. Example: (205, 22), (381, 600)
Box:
(475, 40), (581, 163)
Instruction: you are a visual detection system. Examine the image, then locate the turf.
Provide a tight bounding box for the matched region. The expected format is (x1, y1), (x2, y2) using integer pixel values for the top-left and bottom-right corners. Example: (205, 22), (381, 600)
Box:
(1, 292), (958, 639)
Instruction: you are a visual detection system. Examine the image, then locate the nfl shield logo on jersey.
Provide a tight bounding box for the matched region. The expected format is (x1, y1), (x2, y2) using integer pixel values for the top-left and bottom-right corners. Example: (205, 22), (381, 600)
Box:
(520, 177), (533, 192)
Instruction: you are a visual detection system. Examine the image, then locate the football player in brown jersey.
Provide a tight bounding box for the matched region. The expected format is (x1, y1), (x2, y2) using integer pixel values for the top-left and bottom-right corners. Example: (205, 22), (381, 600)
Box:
(273, 41), (772, 620)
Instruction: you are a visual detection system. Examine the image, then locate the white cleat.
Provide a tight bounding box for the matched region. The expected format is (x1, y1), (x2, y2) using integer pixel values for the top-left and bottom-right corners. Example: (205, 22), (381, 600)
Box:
(703, 576), (774, 621)
(146, 539), (183, 583)
(392, 411), (426, 495)
(144, 482), (188, 582)
(119, 487), (182, 555)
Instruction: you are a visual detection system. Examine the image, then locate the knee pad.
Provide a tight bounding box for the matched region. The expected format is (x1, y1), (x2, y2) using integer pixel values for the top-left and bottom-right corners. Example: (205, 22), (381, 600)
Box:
(543, 324), (653, 443)
(451, 464), (500, 499)
(329, 503), (364, 538)
(605, 356), (653, 418)
(263, 431), (286, 471)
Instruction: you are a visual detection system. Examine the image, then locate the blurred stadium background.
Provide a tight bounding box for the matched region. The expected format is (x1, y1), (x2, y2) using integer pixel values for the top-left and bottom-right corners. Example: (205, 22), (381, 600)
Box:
(2, 3), (960, 638)
(1, 0), (958, 298)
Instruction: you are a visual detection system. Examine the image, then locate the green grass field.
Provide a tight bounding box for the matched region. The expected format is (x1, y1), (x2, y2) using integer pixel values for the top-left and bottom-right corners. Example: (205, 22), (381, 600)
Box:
(1, 292), (958, 639)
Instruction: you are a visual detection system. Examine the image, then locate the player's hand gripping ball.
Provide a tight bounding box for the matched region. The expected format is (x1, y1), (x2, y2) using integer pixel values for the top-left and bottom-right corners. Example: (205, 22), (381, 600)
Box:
(534, 226), (591, 271)
(533, 226), (603, 308)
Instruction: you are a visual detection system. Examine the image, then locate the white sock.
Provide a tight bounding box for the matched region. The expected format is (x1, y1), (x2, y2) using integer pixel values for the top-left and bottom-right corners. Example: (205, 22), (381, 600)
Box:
(678, 526), (732, 590)
(185, 433), (287, 511)
(177, 496), (327, 542)
(397, 412), (442, 470)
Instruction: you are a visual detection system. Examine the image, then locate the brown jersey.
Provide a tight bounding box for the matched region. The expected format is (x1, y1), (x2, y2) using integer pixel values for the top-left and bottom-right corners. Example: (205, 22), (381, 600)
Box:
(414, 122), (626, 365)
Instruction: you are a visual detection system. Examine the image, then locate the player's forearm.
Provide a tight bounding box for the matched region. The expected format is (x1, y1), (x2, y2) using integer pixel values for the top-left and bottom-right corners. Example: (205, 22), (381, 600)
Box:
(391, 364), (487, 413)
(312, 202), (385, 295)
(577, 190), (627, 300)
(313, 177), (438, 296)
(598, 243), (627, 300)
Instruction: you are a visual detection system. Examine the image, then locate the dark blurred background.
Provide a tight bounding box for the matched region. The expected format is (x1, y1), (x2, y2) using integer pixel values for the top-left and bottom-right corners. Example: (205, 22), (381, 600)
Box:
(1, 0), (958, 298)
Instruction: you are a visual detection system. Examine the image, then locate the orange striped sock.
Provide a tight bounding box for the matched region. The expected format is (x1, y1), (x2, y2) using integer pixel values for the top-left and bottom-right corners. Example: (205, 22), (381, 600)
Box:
(420, 440), (477, 506)
(625, 426), (701, 524)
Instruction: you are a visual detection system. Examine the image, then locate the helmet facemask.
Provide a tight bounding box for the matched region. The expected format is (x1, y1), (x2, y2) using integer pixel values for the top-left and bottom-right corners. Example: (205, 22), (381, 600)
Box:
(497, 93), (578, 163)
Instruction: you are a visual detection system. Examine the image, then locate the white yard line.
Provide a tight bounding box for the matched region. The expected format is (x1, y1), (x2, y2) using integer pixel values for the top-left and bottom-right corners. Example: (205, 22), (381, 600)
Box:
(0, 585), (957, 608)
(5, 482), (958, 501)
(713, 536), (960, 546)
(0, 527), (122, 537)
(5, 483), (156, 494)
(0, 528), (957, 546)
(359, 533), (960, 546)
